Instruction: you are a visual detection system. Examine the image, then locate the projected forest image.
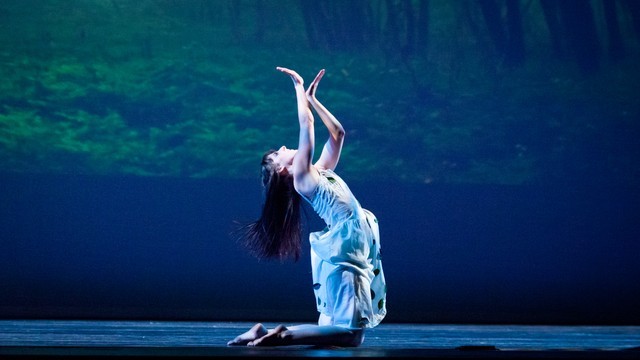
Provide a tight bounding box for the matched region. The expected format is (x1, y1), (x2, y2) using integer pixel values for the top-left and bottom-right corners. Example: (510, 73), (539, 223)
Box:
(2, 0), (638, 185)
(2, 1), (640, 326)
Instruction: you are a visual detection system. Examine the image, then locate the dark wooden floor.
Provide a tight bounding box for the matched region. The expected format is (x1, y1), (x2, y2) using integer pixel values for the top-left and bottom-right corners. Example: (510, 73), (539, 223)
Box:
(1, 320), (639, 359)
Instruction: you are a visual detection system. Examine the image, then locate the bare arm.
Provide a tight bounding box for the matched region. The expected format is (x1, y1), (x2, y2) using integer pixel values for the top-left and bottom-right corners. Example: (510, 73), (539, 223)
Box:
(276, 67), (318, 197)
(306, 69), (345, 171)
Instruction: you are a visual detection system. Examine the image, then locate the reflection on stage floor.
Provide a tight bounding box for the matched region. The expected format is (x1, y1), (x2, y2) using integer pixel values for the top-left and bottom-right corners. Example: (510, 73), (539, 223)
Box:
(1, 320), (639, 359)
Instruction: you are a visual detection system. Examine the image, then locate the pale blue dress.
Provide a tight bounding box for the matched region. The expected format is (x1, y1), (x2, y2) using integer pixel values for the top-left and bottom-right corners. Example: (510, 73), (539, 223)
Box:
(302, 168), (387, 329)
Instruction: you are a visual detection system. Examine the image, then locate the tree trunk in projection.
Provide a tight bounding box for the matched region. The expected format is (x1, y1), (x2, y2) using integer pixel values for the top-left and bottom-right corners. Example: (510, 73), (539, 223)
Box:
(299, 0), (337, 51)
(416, 0), (430, 56)
(230, 1), (242, 43)
(620, 0), (640, 38)
(324, 1), (344, 50)
(383, 0), (401, 62)
(341, 0), (371, 49)
(254, 0), (265, 44)
(299, 1), (322, 50)
(602, 0), (625, 60)
(402, 0), (416, 57)
(505, 0), (525, 66)
(477, 0), (507, 58)
(539, 0), (565, 58)
(558, 0), (601, 73)
(300, 0), (376, 51)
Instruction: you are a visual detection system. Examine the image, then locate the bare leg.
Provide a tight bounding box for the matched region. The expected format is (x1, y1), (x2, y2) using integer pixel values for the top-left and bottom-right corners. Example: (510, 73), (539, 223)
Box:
(227, 323), (268, 346)
(248, 324), (364, 347)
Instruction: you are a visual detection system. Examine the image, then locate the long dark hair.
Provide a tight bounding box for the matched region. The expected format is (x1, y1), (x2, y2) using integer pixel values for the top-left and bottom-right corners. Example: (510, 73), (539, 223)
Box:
(236, 150), (303, 261)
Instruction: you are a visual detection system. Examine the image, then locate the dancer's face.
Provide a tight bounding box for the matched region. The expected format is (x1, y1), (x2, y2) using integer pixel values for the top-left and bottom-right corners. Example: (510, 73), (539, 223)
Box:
(268, 145), (297, 174)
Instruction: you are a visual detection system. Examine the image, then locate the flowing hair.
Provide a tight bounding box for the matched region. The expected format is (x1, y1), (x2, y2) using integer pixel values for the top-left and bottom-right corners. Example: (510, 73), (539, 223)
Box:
(235, 150), (303, 261)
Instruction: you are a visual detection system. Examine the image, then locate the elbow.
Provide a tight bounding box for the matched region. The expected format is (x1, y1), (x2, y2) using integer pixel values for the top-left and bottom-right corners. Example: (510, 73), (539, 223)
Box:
(335, 128), (345, 141)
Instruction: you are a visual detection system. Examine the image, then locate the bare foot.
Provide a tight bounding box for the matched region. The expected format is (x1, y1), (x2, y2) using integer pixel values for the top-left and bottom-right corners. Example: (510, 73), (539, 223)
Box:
(227, 323), (268, 346)
(247, 324), (289, 347)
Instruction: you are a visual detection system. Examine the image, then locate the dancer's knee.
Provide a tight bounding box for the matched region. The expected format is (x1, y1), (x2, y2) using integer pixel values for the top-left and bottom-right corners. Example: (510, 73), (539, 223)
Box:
(344, 329), (365, 347)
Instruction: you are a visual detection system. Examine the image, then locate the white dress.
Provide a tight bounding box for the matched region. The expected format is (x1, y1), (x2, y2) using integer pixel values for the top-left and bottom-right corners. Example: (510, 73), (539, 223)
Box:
(302, 168), (387, 329)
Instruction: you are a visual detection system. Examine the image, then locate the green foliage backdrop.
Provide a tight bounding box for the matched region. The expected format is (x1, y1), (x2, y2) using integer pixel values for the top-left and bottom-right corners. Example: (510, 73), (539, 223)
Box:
(1, 0), (638, 184)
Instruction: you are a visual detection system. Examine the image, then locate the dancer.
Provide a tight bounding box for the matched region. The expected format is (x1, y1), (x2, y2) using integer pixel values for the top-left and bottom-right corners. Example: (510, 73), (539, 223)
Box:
(228, 67), (386, 347)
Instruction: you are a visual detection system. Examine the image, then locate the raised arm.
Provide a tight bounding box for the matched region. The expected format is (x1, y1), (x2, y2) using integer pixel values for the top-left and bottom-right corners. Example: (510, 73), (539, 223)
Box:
(276, 67), (318, 197)
(306, 69), (345, 171)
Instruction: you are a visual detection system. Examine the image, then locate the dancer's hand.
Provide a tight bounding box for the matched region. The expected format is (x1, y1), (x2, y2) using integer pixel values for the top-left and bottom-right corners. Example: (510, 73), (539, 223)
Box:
(276, 67), (304, 86)
(306, 69), (325, 102)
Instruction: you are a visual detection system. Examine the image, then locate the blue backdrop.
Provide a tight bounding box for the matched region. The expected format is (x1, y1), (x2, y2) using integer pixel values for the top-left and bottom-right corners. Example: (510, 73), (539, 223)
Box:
(2, 174), (638, 325)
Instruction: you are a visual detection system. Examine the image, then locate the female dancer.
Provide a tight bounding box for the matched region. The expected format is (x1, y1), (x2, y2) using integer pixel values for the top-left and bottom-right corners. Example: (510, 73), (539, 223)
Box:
(228, 67), (386, 347)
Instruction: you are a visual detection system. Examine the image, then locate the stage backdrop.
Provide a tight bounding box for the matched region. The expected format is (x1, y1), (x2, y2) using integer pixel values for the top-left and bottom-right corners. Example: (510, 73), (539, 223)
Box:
(2, 174), (639, 324)
(1, 0), (639, 325)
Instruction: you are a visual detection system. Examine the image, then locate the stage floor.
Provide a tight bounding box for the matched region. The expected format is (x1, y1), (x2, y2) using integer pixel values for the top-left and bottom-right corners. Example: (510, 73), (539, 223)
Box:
(1, 320), (639, 359)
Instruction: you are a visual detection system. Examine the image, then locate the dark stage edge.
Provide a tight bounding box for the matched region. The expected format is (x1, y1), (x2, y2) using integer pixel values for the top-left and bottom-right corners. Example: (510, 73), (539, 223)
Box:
(1, 320), (639, 359)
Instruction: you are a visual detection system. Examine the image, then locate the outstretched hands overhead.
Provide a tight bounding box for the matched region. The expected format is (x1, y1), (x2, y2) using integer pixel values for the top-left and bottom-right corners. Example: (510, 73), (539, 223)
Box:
(276, 67), (325, 101)
(306, 69), (325, 101)
(276, 67), (304, 86)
